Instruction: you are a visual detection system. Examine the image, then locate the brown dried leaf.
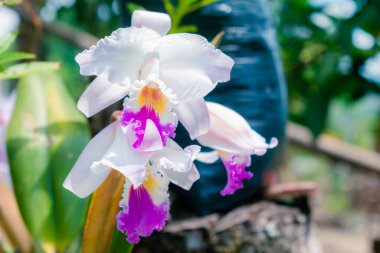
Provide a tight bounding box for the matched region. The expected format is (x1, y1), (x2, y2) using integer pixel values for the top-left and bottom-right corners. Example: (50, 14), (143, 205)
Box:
(82, 170), (125, 253)
(0, 180), (32, 253)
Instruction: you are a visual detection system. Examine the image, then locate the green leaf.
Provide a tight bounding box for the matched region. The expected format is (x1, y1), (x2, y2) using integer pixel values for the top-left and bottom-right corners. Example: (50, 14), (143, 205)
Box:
(176, 24), (198, 33)
(126, 2), (145, 14)
(0, 0), (22, 6)
(0, 52), (35, 65)
(163, 0), (175, 17)
(6, 73), (90, 252)
(110, 229), (134, 253)
(187, 0), (219, 13)
(0, 62), (60, 80)
(0, 32), (17, 55)
(305, 87), (332, 137)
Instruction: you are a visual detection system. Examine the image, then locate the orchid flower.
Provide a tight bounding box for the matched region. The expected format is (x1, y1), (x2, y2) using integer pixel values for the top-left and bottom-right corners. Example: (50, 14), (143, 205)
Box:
(76, 10), (234, 151)
(196, 102), (278, 196)
(0, 86), (16, 189)
(63, 121), (200, 243)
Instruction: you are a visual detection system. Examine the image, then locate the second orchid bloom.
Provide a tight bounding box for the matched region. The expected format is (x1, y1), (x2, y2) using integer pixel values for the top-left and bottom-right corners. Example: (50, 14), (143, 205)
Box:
(63, 10), (277, 244)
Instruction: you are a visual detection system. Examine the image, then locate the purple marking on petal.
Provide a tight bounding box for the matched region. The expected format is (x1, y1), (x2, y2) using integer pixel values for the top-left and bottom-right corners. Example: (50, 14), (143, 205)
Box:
(120, 106), (176, 149)
(220, 154), (253, 196)
(116, 185), (169, 244)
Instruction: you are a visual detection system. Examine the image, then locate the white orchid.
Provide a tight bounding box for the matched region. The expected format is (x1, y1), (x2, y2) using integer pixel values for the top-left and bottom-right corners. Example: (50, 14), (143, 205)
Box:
(196, 102), (278, 196)
(76, 10), (234, 151)
(65, 10), (236, 244)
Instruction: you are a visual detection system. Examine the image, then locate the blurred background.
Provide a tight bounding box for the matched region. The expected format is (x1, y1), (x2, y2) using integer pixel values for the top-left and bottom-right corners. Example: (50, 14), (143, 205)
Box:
(0, 0), (379, 252)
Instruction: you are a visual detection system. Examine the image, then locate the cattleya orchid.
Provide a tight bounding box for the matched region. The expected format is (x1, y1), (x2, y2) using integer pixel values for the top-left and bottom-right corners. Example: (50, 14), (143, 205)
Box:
(76, 10), (234, 150)
(63, 9), (277, 245)
(64, 8), (234, 244)
(196, 102), (278, 196)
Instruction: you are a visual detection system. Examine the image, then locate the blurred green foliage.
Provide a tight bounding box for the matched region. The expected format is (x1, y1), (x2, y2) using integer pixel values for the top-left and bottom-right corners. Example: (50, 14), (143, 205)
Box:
(6, 73), (90, 252)
(162, 0), (219, 33)
(0, 32), (59, 80)
(0, 0), (22, 6)
(270, 0), (380, 140)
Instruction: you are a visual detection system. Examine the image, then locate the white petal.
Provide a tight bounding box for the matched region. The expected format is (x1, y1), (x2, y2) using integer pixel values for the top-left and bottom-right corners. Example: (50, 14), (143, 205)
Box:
(99, 124), (151, 187)
(196, 150), (219, 164)
(153, 140), (201, 190)
(151, 139), (200, 173)
(75, 27), (161, 85)
(139, 57), (160, 82)
(63, 122), (117, 198)
(174, 98), (210, 140)
(126, 119), (164, 152)
(143, 166), (170, 205)
(158, 33), (234, 101)
(197, 102), (276, 154)
(132, 10), (171, 36)
(78, 75), (130, 117)
(161, 68), (213, 102)
(250, 136), (278, 156)
(159, 164), (200, 190)
(154, 140), (200, 190)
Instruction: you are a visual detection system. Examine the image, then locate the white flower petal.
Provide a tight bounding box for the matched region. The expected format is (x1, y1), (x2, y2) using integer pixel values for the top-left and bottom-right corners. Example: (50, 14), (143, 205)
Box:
(161, 68), (213, 102)
(63, 122), (118, 198)
(196, 150), (219, 164)
(250, 136), (278, 156)
(154, 140), (200, 190)
(75, 27), (161, 85)
(159, 164), (200, 190)
(197, 102), (276, 154)
(174, 98), (210, 140)
(78, 75), (130, 117)
(151, 139), (200, 173)
(126, 119), (164, 152)
(143, 166), (170, 205)
(139, 57), (160, 82)
(100, 124), (151, 187)
(158, 33), (234, 101)
(132, 10), (171, 36)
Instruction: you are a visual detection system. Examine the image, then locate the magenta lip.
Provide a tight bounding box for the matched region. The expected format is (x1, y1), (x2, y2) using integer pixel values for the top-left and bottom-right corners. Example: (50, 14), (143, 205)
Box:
(120, 105), (176, 149)
(220, 154), (253, 196)
(116, 185), (169, 244)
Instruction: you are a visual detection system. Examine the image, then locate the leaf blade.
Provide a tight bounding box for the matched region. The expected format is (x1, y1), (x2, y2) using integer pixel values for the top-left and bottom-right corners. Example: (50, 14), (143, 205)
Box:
(0, 62), (60, 80)
(6, 73), (90, 251)
(0, 32), (17, 55)
(0, 52), (35, 65)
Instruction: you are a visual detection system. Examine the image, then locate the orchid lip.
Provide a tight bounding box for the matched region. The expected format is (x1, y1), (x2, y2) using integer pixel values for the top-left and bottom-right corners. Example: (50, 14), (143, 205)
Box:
(117, 166), (170, 244)
(219, 153), (253, 196)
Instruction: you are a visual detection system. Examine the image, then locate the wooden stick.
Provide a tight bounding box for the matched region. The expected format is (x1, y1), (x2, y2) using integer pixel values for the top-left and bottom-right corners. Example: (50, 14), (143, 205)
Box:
(287, 122), (380, 174)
